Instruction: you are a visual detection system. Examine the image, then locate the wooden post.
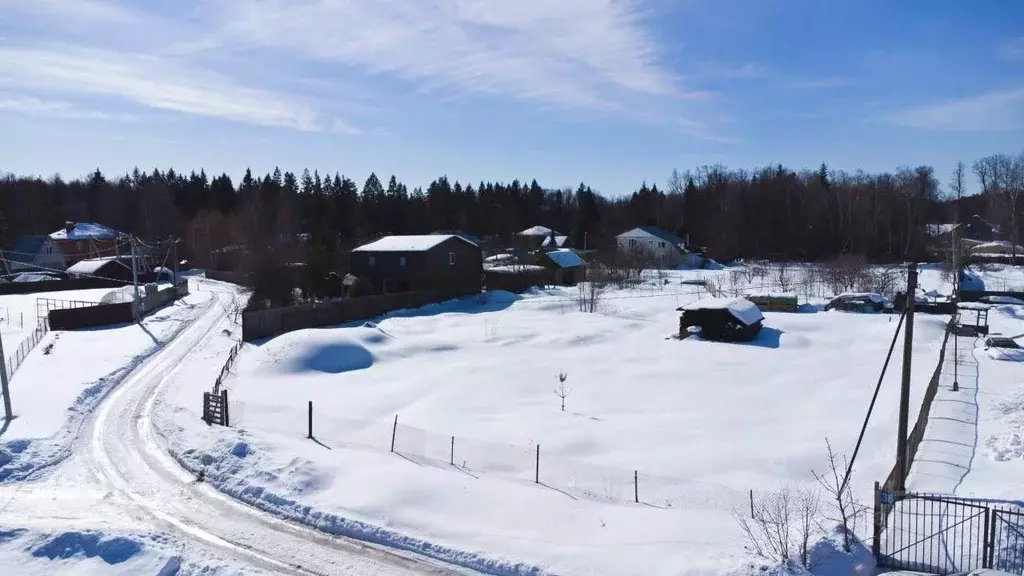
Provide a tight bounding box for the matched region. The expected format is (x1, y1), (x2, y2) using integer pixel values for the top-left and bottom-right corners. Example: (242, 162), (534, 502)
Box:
(307, 400), (313, 439)
(390, 415), (398, 453)
(896, 263), (917, 492)
(749, 489), (755, 519)
(221, 389), (229, 427)
(535, 444), (540, 484)
(450, 436), (455, 466)
(634, 470), (639, 503)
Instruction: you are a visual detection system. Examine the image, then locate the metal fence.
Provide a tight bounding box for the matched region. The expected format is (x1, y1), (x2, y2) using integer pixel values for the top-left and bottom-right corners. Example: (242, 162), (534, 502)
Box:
(875, 491), (1024, 574)
(4, 318), (49, 382)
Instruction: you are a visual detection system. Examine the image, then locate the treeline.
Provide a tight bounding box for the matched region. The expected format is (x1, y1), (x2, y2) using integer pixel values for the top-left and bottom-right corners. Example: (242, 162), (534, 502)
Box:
(0, 156), (1018, 270)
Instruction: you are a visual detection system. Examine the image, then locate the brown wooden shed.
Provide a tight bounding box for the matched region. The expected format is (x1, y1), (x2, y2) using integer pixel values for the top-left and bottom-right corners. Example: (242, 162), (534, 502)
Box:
(350, 235), (482, 296)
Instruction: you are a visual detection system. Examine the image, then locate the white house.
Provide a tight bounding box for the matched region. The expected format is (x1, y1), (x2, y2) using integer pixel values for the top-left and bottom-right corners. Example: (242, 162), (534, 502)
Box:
(615, 226), (702, 268)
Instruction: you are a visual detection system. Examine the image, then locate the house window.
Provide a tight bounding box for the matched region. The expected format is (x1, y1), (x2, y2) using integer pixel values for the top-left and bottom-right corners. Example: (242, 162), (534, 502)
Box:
(369, 256), (376, 268)
(399, 256), (406, 267)
(659, 241), (666, 248)
(448, 252), (456, 265)
(628, 238), (638, 247)
(46, 247), (53, 254)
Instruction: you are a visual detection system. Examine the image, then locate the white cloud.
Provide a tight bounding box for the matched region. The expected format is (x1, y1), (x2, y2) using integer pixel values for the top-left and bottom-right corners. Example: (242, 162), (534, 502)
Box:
(0, 0), (137, 24)
(0, 46), (319, 131)
(195, 0), (680, 111)
(677, 118), (739, 145)
(890, 87), (1024, 131)
(0, 92), (136, 120)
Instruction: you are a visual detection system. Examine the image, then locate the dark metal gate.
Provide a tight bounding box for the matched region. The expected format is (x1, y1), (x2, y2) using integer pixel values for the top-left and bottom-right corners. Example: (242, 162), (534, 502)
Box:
(202, 389), (229, 426)
(875, 488), (1024, 574)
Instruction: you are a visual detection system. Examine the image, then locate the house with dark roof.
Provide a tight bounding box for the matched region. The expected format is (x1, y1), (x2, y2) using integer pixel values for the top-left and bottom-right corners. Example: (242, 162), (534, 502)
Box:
(615, 226), (702, 268)
(350, 235), (482, 295)
(3, 235), (66, 274)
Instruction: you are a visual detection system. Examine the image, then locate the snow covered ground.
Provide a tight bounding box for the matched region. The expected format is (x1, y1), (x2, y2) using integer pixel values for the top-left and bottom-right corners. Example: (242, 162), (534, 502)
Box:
(0, 287), (112, 351)
(909, 299), (1024, 499)
(154, 268), (964, 575)
(0, 283), (212, 482)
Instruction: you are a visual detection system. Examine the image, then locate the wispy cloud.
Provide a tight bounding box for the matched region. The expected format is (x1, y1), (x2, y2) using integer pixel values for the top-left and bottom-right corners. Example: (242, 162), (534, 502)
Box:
(0, 0), (138, 24)
(0, 92), (136, 120)
(195, 0), (680, 111)
(999, 37), (1024, 61)
(0, 46), (319, 131)
(785, 77), (854, 90)
(677, 118), (739, 145)
(889, 87), (1024, 131)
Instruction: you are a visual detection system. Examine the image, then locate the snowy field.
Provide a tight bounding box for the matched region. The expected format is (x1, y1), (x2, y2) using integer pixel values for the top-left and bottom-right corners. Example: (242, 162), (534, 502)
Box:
(0, 287), (113, 348)
(154, 265), (969, 576)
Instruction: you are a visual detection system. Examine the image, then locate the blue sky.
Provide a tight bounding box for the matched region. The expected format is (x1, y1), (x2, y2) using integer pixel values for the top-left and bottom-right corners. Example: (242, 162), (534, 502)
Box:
(1, 0), (1022, 196)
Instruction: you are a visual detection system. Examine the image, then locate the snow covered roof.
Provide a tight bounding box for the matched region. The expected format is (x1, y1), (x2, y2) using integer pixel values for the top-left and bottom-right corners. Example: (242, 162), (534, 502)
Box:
(833, 292), (888, 304)
(545, 249), (586, 268)
(484, 253), (517, 264)
(50, 222), (121, 241)
(541, 235), (569, 247)
(486, 265), (546, 274)
(925, 223), (960, 237)
(617, 226), (686, 246)
(681, 297), (764, 326)
(12, 272), (61, 283)
(67, 256), (125, 276)
(958, 302), (992, 311)
(518, 226), (558, 237)
(971, 241), (1024, 251)
(352, 235), (477, 252)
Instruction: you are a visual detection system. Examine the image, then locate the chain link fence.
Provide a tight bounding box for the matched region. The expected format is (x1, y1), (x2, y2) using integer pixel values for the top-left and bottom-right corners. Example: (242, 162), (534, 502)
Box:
(228, 400), (785, 515)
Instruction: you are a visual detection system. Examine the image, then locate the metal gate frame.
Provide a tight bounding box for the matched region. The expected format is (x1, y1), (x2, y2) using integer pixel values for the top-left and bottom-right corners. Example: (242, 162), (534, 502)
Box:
(875, 488), (1024, 575)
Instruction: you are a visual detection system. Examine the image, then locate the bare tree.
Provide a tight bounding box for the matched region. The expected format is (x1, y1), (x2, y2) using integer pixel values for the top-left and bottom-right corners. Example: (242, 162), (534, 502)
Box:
(577, 271), (604, 313)
(773, 260), (794, 293)
(554, 372), (571, 412)
(812, 438), (861, 554)
(948, 161), (967, 293)
(736, 485), (822, 568)
(975, 153), (1024, 264)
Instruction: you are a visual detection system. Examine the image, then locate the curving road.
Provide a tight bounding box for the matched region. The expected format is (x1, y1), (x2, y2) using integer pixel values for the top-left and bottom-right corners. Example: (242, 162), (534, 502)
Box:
(3, 287), (475, 575)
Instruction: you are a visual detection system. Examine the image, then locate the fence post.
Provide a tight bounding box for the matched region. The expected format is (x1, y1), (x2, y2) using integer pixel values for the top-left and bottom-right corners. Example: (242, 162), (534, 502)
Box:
(535, 444), (540, 484)
(634, 470), (639, 503)
(221, 389), (229, 427)
(749, 489), (755, 519)
(390, 415), (398, 453)
(307, 400), (313, 439)
(872, 482), (881, 559)
(450, 436), (455, 466)
(984, 508), (993, 569)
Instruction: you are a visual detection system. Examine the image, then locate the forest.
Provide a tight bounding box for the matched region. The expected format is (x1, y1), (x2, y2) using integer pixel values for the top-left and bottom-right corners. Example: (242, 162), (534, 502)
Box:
(0, 152), (1021, 276)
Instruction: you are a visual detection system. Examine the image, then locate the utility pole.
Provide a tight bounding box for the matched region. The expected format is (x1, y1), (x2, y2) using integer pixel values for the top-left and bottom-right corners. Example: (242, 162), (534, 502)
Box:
(952, 223), (960, 392)
(171, 236), (179, 285)
(896, 262), (917, 492)
(0, 333), (11, 422)
(131, 235), (140, 320)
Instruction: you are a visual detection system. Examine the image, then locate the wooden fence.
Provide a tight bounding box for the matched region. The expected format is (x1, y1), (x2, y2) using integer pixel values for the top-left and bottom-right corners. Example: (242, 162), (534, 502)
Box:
(0, 277), (124, 295)
(47, 281), (189, 330)
(242, 290), (471, 342)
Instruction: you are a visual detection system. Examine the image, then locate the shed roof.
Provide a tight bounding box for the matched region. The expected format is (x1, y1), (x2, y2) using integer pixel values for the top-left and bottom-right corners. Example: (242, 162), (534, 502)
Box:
(681, 297), (764, 326)
(545, 249), (586, 268)
(352, 234), (477, 252)
(67, 256), (126, 276)
(541, 235), (569, 247)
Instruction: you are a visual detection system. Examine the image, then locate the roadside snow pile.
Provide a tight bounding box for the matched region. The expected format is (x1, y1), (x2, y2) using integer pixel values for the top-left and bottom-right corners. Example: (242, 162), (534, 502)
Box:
(0, 529), (179, 576)
(0, 291), (212, 483)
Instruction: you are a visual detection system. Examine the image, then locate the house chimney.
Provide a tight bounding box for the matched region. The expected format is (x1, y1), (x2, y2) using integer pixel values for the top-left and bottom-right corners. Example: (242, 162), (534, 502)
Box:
(64, 221), (75, 235)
